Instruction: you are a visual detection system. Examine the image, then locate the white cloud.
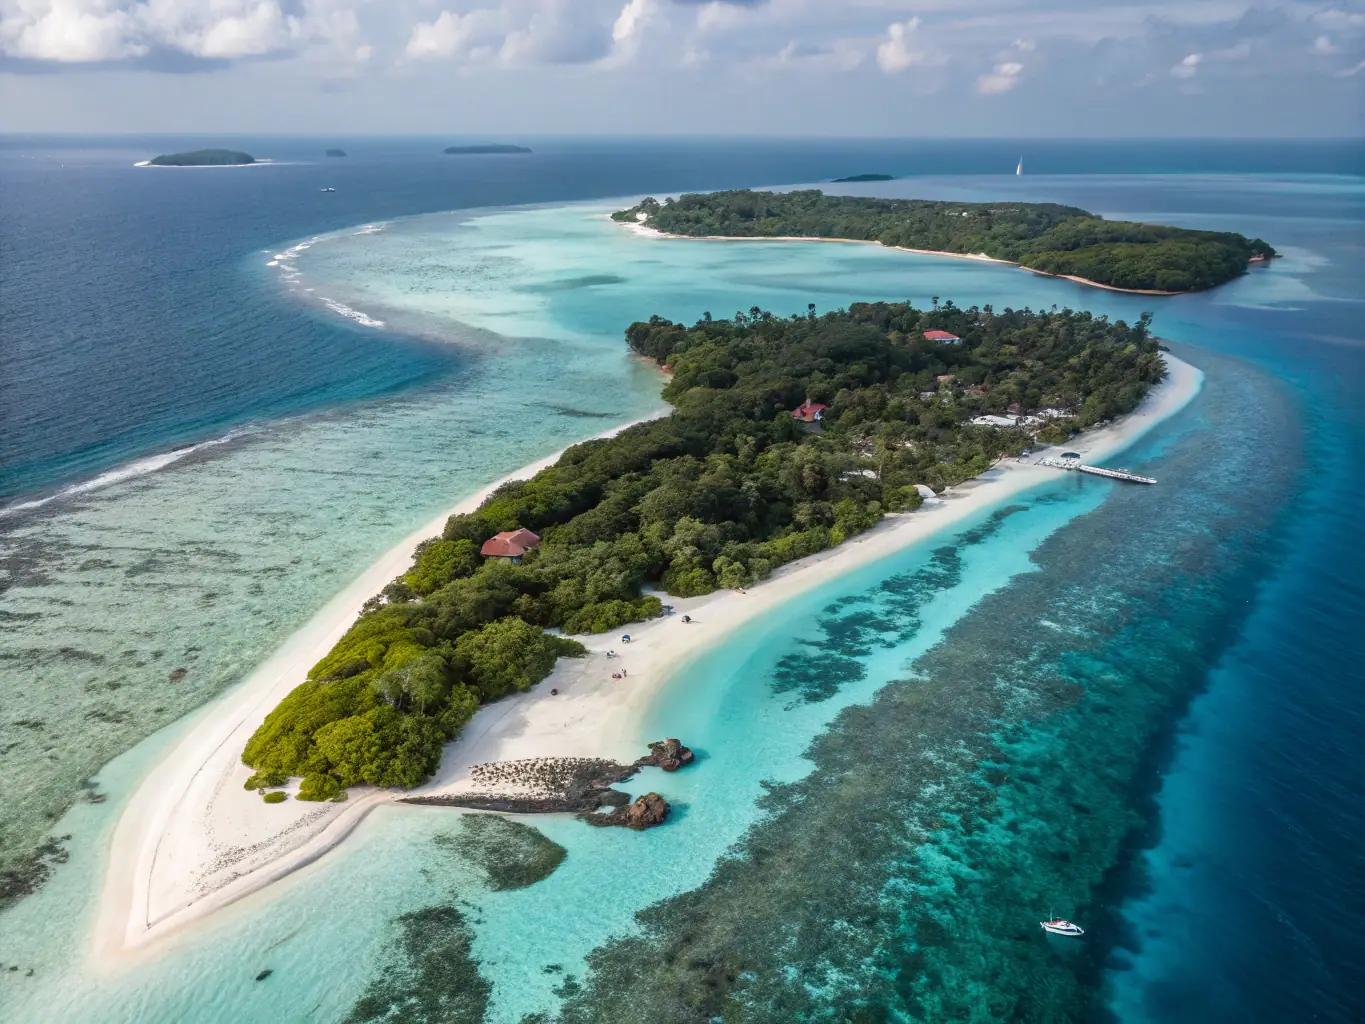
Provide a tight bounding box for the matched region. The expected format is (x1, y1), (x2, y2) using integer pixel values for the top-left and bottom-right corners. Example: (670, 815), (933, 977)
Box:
(406, 9), (501, 60)
(695, 1), (741, 34)
(1170, 51), (1202, 77)
(1337, 58), (1365, 76)
(2, 1), (143, 61)
(1315, 8), (1365, 30)
(875, 17), (920, 73)
(977, 60), (1023, 93)
(0, 0), (365, 63)
(1313, 34), (1336, 53)
(611, 0), (652, 45)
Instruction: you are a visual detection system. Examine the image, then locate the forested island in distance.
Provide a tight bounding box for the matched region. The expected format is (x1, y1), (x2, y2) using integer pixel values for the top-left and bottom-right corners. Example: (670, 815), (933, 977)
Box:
(242, 300), (1165, 799)
(614, 190), (1277, 293)
(834, 173), (895, 182)
(325, 148), (347, 157)
(443, 144), (532, 155)
(146, 148), (256, 166)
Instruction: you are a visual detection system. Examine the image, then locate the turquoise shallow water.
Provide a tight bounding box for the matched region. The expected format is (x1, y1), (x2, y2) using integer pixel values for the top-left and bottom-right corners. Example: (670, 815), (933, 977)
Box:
(1, 169), (1361, 1022)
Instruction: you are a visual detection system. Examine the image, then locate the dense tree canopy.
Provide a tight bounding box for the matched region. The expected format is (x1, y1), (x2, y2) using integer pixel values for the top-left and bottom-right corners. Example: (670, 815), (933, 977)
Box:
(243, 300), (1166, 796)
(614, 190), (1276, 293)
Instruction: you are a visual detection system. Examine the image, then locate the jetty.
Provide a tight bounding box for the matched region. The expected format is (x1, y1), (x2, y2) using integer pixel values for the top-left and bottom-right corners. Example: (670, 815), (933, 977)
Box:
(1038, 454), (1156, 484)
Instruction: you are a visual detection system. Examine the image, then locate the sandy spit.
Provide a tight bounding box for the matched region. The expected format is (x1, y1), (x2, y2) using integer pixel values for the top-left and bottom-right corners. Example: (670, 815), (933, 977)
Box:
(94, 355), (1202, 963)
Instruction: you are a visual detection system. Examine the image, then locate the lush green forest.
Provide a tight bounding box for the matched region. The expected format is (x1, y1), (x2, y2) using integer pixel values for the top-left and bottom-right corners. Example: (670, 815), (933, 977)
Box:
(614, 190), (1276, 293)
(242, 301), (1165, 798)
(146, 148), (256, 166)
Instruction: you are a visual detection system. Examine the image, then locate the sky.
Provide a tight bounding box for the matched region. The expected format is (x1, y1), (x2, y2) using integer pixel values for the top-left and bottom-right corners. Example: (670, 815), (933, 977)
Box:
(0, 1), (1362, 136)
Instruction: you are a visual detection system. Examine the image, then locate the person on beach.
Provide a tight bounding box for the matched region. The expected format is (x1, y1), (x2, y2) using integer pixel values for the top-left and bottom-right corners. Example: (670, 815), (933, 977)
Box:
(621, 634), (631, 643)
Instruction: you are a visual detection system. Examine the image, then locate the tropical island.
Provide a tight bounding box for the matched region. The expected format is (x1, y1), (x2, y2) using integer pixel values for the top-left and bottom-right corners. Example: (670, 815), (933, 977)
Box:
(145, 148), (256, 166)
(443, 144), (532, 155)
(833, 173), (895, 182)
(242, 300), (1165, 798)
(325, 148), (347, 157)
(613, 190), (1277, 294)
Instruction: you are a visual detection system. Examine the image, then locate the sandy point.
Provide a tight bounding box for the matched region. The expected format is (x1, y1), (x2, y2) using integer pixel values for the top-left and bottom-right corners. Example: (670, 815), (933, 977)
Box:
(94, 356), (1201, 964)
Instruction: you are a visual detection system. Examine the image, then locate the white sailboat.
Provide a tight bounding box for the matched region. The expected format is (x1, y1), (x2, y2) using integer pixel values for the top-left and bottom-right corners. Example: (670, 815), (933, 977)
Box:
(1016, 157), (1023, 176)
(1040, 915), (1084, 937)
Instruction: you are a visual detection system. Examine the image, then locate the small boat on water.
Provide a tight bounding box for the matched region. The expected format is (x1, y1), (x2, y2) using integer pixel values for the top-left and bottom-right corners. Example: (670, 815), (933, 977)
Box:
(1016, 157), (1023, 176)
(320, 187), (337, 193)
(1040, 918), (1084, 937)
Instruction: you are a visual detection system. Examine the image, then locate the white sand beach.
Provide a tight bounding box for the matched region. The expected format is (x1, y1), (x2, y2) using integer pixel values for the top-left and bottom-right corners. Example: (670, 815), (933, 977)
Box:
(618, 219), (1189, 294)
(95, 356), (1201, 961)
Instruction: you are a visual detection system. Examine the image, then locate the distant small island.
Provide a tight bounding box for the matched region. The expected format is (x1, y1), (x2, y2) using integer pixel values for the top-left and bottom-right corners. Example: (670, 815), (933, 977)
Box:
(325, 149), (347, 158)
(146, 149), (256, 167)
(833, 174), (895, 182)
(614, 189), (1277, 294)
(443, 145), (532, 155)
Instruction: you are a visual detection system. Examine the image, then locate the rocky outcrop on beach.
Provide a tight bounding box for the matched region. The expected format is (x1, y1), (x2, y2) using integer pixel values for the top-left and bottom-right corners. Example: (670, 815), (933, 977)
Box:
(583, 792), (670, 830)
(636, 737), (694, 773)
(401, 739), (691, 830)
(628, 792), (669, 827)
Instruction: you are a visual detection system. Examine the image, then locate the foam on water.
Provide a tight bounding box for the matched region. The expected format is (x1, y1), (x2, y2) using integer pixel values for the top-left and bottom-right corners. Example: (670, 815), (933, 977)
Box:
(0, 431), (251, 518)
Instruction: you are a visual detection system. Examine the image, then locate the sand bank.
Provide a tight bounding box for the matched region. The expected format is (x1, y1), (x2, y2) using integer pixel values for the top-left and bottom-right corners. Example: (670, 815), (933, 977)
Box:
(94, 413), (667, 961)
(96, 356), (1201, 960)
(618, 220), (1185, 296)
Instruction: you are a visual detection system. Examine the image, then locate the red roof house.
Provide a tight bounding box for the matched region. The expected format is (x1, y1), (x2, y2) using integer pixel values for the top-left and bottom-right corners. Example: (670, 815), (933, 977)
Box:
(923, 330), (961, 343)
(791, 400), (828, 423)
(480, 528), (541, 561)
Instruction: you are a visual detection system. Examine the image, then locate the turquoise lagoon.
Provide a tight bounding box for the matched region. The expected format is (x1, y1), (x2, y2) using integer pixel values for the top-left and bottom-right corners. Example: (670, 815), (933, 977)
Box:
(0, 180), (1345, 1021)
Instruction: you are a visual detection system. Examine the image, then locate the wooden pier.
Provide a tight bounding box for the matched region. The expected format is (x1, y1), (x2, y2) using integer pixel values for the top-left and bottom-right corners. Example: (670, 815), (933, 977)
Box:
(1038, 456), (1156, 484)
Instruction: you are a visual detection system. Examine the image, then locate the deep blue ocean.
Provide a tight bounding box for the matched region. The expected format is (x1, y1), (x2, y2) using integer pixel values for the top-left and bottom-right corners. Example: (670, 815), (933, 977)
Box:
(1, 137), (1362, 1022)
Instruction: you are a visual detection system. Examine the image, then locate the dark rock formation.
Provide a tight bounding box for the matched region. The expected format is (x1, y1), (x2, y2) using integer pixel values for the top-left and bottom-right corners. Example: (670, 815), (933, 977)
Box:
(401, 739), (690, 829)
(636, 737), (693, 773)
(583, 792), (670, 830)
(404, 758), (634, 816)
(628, 792), (669, 827)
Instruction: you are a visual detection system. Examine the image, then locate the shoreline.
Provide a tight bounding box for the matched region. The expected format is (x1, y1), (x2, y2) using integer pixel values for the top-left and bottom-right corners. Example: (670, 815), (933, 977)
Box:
(617, 220), (1186, 296)
(93, 411), (668, 963)
(133, 160), (276, 168)
(93, 352), (1202, 963)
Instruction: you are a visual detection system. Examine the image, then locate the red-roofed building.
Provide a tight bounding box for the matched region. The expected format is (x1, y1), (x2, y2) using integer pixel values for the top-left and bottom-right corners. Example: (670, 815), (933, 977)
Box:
(923, 330), (961, 343)
(791, 400), (828, 423)
(480, 528), (541, 561)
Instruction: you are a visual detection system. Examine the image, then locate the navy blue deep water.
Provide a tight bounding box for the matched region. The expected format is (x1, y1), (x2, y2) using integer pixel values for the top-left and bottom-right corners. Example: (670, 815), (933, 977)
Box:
(0, 138), (1362, 1021)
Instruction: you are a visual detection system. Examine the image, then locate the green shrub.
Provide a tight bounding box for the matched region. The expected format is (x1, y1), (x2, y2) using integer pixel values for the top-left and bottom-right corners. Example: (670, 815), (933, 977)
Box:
(662, 566), (715, 597)
(405, 539), (482, 596)
(262, 791), (287, 804)
(297, 773), (343, 801)
(561, 595), (662, 634)
(455, 617), (580, 701)
(244, 771), (287, 790)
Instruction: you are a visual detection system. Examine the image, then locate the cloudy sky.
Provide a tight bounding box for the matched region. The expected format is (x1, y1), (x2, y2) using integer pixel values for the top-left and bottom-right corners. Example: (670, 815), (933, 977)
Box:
(1, 0), (1362, 135)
